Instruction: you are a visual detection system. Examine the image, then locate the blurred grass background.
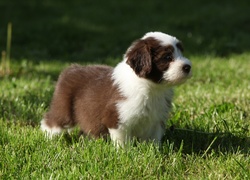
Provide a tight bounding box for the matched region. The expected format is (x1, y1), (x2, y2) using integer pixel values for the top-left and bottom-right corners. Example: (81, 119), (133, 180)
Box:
(1, 0), (250, 62)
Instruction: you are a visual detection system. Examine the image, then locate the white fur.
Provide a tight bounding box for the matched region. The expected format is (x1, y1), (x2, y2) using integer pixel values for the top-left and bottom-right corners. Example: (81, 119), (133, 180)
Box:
(142, 31), (178, 46)
(163, 58), (192, 85)
(40, 119), (63, 138)
(110, 61), (173, 147)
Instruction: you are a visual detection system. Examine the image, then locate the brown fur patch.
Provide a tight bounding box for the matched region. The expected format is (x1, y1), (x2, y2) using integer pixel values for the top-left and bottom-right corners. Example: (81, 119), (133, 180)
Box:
(125, 40), (152, 77)
(43, 65), (123, 138)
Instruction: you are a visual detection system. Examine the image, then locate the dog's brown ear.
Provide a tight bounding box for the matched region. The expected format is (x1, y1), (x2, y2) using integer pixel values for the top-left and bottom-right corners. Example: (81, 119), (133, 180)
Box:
(126, 40), (152, 77)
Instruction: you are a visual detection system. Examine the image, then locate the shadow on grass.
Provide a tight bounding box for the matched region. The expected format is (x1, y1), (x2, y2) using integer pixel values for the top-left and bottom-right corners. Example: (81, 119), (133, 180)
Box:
(163, 127), (250, 154)
(59, 126), (250, 155)
(7, 117), (249, 155)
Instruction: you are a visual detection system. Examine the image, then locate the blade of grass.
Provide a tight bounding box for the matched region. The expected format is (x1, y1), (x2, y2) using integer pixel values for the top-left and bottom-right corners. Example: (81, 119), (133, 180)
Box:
(1, 51), (6, 74)
(201, 136), (218, 158)
(6, 22), (12, 73)
(233, 157), (250, 178)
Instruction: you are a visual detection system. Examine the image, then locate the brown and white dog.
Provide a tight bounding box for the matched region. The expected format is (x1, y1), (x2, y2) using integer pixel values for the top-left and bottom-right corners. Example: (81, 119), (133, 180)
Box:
(41, 32), (192, 147)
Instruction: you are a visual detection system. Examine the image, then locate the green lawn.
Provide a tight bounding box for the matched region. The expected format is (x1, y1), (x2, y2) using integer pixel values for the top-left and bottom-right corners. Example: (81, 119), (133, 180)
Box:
(1, 0), (250, 179)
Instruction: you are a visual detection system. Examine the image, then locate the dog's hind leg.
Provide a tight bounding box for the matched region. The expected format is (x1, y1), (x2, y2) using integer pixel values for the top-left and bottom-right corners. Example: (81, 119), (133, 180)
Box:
(40, 118), (63, 138)
(40, 90), (76, 138)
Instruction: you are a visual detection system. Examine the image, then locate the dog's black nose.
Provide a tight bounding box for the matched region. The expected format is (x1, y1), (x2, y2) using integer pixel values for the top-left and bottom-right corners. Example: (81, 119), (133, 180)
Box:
(182, 64), (191, 73)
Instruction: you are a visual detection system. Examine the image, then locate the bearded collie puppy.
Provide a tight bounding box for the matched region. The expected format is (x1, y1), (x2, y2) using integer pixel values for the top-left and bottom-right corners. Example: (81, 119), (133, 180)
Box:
(41, 32), (192, 147)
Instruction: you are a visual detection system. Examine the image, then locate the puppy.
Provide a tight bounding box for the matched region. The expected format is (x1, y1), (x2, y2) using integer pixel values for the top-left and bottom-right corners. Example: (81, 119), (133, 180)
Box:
(41, 32), (192, 147)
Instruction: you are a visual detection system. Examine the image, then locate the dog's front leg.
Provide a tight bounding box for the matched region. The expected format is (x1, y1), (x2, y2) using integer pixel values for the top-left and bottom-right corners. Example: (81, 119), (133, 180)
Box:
(108, 128), (131, 148)
(147, 121), (165, 146)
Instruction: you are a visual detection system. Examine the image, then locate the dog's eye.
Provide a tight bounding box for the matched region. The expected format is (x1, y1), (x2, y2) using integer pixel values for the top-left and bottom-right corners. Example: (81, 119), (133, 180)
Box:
(163, 54), (172, 61)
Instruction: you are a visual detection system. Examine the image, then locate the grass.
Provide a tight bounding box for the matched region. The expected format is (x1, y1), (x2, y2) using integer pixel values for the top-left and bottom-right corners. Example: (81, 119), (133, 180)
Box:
(1, 53), (249, 180)
(1, 0), (250, 179)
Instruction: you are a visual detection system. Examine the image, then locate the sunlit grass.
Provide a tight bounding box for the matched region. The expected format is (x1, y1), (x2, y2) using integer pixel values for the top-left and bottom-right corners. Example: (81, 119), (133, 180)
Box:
(0, 54), (249, 179)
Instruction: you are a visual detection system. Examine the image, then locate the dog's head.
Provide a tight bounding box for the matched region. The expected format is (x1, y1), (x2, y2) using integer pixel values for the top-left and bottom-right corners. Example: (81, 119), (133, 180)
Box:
(125, 32), (192, 85)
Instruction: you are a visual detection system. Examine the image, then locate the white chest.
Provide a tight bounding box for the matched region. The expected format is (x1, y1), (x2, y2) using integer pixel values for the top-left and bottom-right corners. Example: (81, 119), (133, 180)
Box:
(111, 62), (173, 140)
(116, 88), (173, 137)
